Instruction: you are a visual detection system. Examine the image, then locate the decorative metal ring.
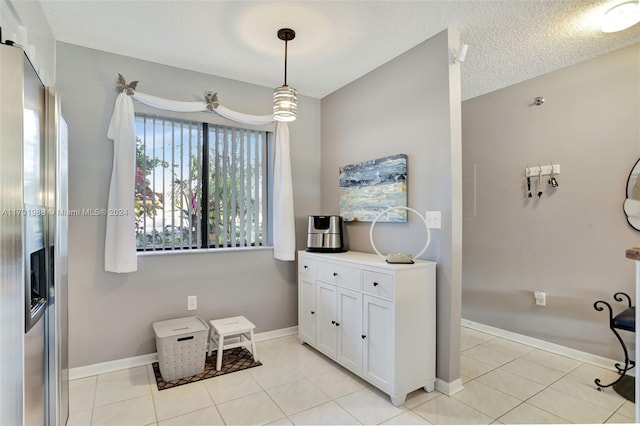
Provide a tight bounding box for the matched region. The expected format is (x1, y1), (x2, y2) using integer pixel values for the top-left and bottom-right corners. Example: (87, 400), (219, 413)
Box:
(369, 206), (431, 261)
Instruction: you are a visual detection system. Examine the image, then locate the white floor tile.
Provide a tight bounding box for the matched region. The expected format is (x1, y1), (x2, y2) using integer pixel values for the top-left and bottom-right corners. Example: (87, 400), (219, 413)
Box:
(266, 378), (331, 416)
(306, 367), (366, 399)
(203, 368), (263, 403)
(452, 380), (521, 418)
(499, 358), (565, 386)
(288, 401), (360, 425)
(94, 366), (152, 407)
(335, 387), (405, 424)
(91, 394), (156, 426)
(497, 402), (570, 424)
(266, 417), (294, 425)
(66, 408), (92, 426)
(527, 387), (614, 424)
(606, 412), (635, 424)
(412, 395), (493, 425)
(382, 410), (433, 425)
(216, 391), (286, 425)
(254, 344), (287, 366)
(520, 349), (581, 373)
(479, 337), (534, 357)
(250, 361), (306, 389)
(269, 339), (317, 360)
(475, 368), (545, 401)
(69, 376), (97, 414)
(616, 400), (636, 419)
(71, 327), (631, 426)
(151, 381), (214, 421)
(158, 406), (224, 426)
(550, 373), (626, 411)
(287, 351), (337, 378)
(460, 354), (495, 380)
(462, 345), (520, 368)
(402, 389), (443, 410)
(460, 327), (495, 351)
(569, 363), (621, 384)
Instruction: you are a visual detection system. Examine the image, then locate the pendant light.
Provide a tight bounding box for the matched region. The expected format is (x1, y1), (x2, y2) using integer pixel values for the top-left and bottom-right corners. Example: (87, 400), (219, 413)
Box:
(602, 1), (640, 33)
(273, 28), (297, 122)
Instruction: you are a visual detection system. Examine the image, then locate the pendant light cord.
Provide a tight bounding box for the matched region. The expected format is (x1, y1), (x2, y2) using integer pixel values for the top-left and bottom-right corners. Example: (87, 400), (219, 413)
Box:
(284, 38), (288, 86)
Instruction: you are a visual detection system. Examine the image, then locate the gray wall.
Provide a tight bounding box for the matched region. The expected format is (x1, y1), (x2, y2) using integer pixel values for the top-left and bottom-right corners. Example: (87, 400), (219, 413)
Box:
(321, 29), (462, 384)
(56, 42), (321, 368)
(462, 43), (640, 359)
(0, 0), (55, 85)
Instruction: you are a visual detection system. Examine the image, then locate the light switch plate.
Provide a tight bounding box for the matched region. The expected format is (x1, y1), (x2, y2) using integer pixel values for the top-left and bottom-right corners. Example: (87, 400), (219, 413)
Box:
(425, 211), (441, 229)
(187, 295), (197, 311)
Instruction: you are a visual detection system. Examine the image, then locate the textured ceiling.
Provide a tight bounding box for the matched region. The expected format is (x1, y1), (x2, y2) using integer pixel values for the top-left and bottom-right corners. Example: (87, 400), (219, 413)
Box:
(39, 0), (640, 100)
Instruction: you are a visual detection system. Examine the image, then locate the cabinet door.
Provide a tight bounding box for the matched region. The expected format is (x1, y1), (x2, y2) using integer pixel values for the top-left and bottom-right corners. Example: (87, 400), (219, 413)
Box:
(336, 287), (363, 375)
(316, 281), (338, 358)
(362, 295), (393, 392)
(298, 275), (316, 344)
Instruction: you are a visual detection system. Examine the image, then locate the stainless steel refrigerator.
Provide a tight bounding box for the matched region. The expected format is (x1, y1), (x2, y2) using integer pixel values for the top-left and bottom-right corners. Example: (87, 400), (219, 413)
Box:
(0, 42), (69, 426)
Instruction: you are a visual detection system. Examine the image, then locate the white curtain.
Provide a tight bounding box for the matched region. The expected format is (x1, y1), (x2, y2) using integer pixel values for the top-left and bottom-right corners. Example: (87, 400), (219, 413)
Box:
(105, 86), (296, 273)
(273, 122), (296, 261)
(105, 93), (137, 272)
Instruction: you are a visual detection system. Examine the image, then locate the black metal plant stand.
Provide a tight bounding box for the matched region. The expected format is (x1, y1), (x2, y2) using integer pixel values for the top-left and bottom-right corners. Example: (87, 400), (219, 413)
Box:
(593, 292), (636, 402)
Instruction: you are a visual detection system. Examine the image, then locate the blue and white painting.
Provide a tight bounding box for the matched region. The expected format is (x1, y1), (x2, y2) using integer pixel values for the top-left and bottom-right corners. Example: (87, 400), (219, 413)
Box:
(339, 154), (407, 222)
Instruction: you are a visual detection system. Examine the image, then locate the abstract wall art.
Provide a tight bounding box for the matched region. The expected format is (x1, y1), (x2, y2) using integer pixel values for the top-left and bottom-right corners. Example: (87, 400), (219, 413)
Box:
(339, 153), (407, 222)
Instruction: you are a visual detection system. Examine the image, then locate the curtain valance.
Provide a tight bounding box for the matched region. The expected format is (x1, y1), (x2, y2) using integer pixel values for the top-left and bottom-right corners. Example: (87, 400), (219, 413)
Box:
(105, 75), (296, 273)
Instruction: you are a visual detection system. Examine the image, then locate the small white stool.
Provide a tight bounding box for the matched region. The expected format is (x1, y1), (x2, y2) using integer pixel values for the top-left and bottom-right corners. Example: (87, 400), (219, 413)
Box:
(207, 316), (258, 371)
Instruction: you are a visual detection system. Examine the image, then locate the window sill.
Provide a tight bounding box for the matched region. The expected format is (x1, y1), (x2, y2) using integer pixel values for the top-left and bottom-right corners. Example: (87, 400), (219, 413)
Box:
(137, 246), (274, 257)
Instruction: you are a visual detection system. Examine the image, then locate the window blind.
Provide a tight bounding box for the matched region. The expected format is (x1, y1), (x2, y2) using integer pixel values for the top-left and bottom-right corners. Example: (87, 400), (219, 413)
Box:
(135, 114), (268, 252)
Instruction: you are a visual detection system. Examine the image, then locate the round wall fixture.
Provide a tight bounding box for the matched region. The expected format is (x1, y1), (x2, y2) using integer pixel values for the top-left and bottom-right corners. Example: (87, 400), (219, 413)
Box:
(602, 1), (640, 33)
(369, 206), (431, 264)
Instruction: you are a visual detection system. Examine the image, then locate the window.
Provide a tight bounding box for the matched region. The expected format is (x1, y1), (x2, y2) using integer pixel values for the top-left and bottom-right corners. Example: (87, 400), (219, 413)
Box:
(134, 113), (271, 252)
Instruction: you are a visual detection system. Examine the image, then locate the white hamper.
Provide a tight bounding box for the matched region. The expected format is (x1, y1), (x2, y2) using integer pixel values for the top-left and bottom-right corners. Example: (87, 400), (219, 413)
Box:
(152, 316), (210, 381)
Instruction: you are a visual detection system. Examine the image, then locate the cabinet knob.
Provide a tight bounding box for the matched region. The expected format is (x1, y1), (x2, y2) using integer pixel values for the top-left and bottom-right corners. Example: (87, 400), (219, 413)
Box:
(335, 322), (340, 327)
(373, 282), (379, 286)
(333, 272), (338, 277)
(304, 265), (308, 269)
(311, 311), (315, 315)
(331, 320), (336, 325)
(362, 335), (367, 339)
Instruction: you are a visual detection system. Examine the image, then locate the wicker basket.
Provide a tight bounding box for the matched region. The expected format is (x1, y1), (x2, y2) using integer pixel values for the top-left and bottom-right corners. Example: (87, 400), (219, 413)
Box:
(152, 316), (210, 381)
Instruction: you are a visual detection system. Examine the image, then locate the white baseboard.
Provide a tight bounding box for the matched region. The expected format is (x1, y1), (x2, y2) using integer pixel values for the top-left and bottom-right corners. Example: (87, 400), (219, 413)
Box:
(253, 326), (298, 342)
(72, 320), (629, 384)
(69, 353), (158, 381)
(435, 378), (463, 396)
(69, 326), (298, 381)
(461, 318), (633, 376)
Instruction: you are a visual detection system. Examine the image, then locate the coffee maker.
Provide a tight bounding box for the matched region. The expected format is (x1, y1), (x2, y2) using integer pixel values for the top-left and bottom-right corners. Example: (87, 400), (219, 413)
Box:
(306, 215), (345, 252)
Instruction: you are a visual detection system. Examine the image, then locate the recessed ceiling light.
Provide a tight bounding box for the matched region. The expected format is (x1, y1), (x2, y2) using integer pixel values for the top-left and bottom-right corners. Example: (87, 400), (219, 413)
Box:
(602, 1), (640, 33)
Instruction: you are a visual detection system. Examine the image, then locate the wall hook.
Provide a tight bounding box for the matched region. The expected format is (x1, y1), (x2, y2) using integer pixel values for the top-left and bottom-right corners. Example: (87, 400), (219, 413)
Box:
(532, 97), (545, 106)
(537, 164), (543, 197)
(548, 162), (559, 187)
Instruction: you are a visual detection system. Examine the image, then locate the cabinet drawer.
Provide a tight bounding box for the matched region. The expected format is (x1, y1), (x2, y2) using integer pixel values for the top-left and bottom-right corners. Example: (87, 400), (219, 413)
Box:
(318, 261), (361, 290)
(299, 256), (317, 277)
(363, 270), (394, 299)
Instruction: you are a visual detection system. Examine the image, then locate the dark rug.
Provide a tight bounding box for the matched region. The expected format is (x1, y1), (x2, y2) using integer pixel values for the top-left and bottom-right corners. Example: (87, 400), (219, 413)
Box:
(613, 374), (635, 403)
(152, 347), (262, 390)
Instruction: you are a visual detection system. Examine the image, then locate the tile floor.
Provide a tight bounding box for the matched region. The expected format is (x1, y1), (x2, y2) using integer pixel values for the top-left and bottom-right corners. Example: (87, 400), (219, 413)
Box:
(67, 326), (636, 425)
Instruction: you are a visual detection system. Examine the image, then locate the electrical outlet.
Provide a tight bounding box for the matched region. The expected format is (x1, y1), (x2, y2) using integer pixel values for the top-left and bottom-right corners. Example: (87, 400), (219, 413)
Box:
(187, 295), (197, 311)
(425, 211), (441, 229)
(534, 291), (546, 306)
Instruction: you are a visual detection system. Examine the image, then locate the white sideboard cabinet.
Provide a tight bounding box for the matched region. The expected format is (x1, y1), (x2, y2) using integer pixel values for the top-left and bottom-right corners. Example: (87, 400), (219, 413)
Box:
(297, 250), (436, 406)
